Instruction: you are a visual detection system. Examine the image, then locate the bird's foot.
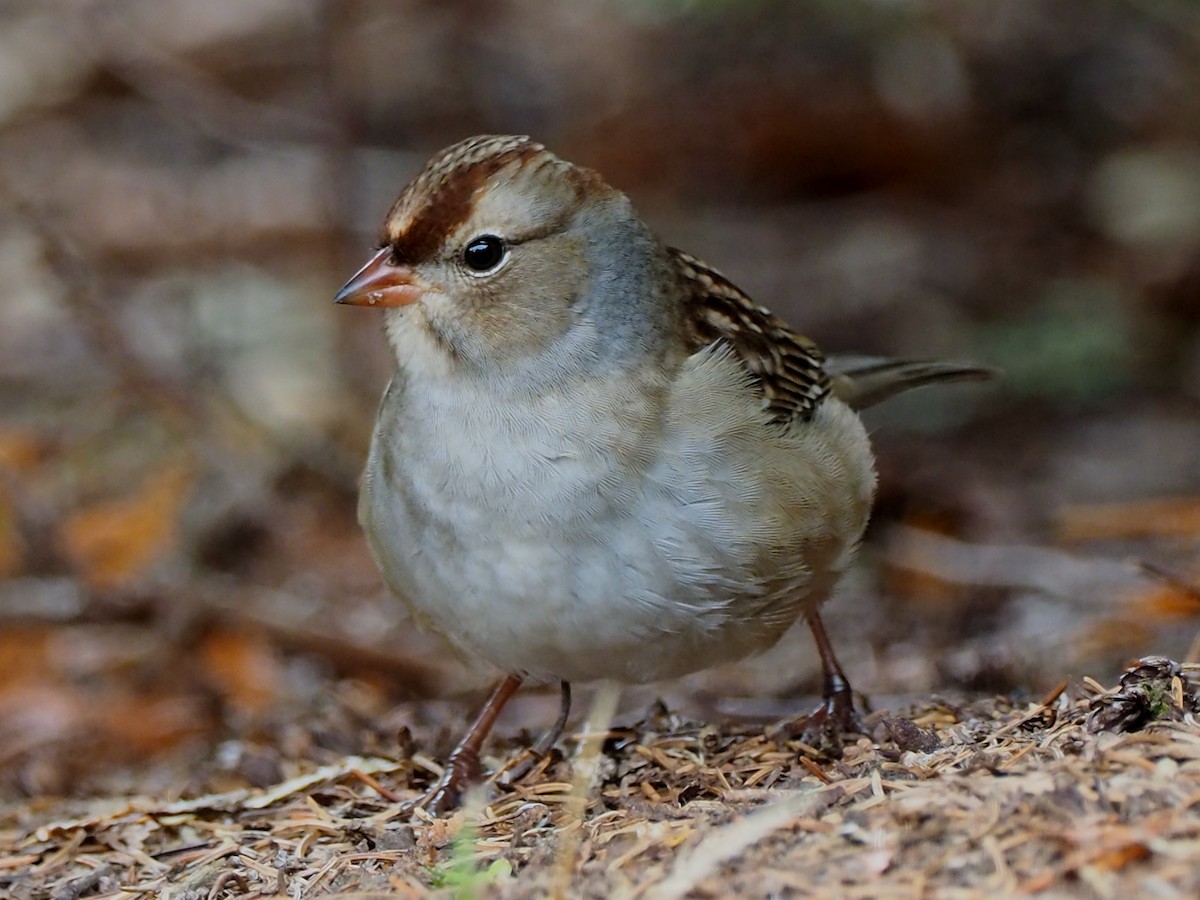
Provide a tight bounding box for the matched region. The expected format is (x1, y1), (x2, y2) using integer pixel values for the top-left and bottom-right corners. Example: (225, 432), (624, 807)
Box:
(407, 745), (482, 815)
(403, 673), (527, 816)
(770, 685), (866, 750)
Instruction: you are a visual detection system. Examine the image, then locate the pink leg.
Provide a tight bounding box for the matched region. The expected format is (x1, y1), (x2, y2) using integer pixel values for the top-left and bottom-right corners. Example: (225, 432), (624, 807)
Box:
(418, 673), (524, 813)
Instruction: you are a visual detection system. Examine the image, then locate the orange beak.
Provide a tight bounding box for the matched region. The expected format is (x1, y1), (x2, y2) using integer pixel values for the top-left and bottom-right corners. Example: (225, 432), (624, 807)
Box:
(334, 247), (426, 307)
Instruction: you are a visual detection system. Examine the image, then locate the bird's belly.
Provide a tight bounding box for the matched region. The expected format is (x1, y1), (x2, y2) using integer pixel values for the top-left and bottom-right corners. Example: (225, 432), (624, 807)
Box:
(365, 478), (796, 683)
(361, 369), (875, 685)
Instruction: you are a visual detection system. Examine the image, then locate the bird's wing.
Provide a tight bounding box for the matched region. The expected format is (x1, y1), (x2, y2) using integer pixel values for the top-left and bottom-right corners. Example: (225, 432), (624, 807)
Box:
(670, 247), (830, 423)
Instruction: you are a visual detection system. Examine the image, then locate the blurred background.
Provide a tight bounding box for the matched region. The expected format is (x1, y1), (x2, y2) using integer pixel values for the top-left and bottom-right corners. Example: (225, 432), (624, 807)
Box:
(1, 0), (1199, 800)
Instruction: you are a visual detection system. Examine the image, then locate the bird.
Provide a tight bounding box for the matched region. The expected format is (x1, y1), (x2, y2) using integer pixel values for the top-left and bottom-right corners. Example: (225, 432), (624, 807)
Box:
(334, 134), (992, 812)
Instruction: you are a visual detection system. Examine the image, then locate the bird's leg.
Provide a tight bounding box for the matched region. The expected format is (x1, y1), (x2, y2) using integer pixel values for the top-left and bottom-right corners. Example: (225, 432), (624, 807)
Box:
(806, 609), (864, 735)
(503, 681), (571, 784)
(417, 673), (524, 813)
(773, 611), (865, 745)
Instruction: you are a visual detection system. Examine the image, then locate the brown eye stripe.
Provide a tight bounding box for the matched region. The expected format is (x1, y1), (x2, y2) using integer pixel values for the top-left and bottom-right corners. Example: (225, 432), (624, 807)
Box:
(672, 248), (830, 423)
(384, 136), (544, 264)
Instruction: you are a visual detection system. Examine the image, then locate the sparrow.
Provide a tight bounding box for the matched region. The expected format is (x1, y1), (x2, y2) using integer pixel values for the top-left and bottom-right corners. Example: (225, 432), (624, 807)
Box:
(335, 135), (991, 811)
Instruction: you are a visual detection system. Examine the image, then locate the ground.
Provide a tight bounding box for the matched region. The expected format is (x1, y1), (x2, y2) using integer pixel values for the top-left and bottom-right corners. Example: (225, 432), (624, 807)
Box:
(3, 661), (1200, 898)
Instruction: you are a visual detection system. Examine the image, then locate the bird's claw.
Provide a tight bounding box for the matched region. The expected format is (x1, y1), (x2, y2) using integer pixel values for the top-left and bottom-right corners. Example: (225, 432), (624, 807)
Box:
(770, 686), (866, 749)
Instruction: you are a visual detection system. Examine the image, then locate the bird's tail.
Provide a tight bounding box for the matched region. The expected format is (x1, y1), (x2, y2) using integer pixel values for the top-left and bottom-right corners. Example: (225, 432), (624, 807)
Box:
(825, 355), (997, 411)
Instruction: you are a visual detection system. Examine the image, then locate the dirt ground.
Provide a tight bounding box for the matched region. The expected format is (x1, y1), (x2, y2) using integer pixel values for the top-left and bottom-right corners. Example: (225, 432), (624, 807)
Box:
(3, 660), (1200, 898)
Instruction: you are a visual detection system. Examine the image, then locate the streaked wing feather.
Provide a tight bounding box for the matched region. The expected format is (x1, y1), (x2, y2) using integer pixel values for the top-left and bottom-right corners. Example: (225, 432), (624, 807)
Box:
(671, 248), (830, 423)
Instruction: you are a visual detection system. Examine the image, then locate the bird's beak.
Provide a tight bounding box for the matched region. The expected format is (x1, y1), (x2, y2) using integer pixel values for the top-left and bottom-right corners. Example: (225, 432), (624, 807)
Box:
(334, 247), (426, 307)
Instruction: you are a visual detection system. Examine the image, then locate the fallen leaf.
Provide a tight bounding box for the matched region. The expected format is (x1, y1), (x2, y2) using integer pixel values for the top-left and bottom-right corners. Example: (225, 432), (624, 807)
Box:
(199, 627), (284, 715)
(58, 463), (192, 589)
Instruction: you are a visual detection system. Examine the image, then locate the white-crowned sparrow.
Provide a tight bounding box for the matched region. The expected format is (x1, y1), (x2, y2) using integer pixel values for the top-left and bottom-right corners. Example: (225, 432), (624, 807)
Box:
(335, 135), (991, 811)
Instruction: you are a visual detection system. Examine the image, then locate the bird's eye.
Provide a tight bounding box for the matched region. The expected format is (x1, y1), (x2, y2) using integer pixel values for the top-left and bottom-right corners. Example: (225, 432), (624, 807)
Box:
(461, 235), (507, 273)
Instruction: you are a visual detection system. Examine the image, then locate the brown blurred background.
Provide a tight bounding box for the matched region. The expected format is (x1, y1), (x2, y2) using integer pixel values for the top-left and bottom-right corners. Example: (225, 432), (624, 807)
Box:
(1, 0), (1199, 800)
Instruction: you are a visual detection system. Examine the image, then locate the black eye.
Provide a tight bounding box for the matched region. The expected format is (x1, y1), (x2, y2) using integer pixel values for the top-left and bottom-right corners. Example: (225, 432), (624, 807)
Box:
(462, 235), (506, 272)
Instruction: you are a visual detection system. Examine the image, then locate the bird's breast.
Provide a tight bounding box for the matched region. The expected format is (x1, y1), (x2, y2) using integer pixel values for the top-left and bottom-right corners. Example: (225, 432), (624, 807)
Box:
(359, 352), (875, 683)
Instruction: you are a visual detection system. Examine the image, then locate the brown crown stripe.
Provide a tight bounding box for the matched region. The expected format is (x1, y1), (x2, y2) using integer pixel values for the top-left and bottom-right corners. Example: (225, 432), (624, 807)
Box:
(384, 136), (544, 265)
(671, 248), (829, 423)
